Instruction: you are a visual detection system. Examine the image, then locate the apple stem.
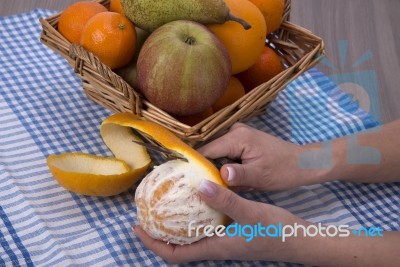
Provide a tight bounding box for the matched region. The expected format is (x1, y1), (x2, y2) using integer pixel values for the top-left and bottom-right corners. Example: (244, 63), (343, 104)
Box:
(185, 36), (196, 45)
(227, 13), (252, 30)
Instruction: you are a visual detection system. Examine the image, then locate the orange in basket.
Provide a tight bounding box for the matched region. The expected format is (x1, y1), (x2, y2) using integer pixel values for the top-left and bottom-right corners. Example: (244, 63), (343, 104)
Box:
(110, 0), (125, 16)
(58, 1), (107, 44)
(237, 46), (284, 92)
(80, 12), (137, 69)
(250, 0), (285, 34)
(207, 0), (267, 74)
(212, 76), (245, 112)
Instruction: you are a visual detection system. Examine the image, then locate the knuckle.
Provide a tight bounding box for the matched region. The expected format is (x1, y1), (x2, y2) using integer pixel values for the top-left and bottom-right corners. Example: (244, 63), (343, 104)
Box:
(236, 164), (247, 187)
(219, 189), (239, 212)
(230, 123), (251, 136)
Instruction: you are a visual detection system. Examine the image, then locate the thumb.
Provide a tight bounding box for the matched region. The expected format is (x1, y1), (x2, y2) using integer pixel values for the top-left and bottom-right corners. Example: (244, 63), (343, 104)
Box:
(198, 179), (250, 223)
(220, 163), (257, 189)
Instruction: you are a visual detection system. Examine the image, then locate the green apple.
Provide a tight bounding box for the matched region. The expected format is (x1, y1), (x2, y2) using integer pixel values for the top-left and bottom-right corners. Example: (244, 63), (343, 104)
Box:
(136, 20), (231, 116)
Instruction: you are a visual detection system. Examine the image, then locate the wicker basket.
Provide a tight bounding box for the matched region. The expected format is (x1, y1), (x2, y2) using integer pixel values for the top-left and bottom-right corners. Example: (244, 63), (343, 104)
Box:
(40, 0), (324, 144)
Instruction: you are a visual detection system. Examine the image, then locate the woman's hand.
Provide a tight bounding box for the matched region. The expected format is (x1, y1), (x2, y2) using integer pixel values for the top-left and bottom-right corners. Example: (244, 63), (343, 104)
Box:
(134, 180), (400, 266)
(198, 123), (326, 191)
(134, 179), (306, 264)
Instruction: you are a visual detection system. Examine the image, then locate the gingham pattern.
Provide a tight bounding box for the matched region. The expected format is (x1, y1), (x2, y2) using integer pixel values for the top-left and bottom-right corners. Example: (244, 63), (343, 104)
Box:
(0, 9), (398, 267)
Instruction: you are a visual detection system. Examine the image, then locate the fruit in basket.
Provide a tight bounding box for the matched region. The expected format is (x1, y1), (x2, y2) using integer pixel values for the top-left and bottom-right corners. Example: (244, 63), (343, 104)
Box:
(249, 0), (285, 34)
(47, 114), (152, 196)
(207, 0), (267, 74)
(137, 20), (231, 116)
(175, 108), (214, 126)
(58, 2), (107, 44)
(120, 0), (251, 32)
(114, 27), (150, 88)
(212, 76), (245, 112)
(236, 46), (284, 92)
(110, 0), (125, 15)
(80, 12), (137, 70)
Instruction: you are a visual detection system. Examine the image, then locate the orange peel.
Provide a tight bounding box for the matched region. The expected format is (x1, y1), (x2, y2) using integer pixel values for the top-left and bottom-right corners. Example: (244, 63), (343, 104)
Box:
(47, 113), (224, 197)
(103, 113), (224, 187)
(47, 114), (152, 197)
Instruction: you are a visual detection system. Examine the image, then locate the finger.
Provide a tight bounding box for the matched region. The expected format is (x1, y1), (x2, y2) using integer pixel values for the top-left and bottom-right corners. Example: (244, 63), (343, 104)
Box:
(198, 179), (251, 223)
(220, 163), (261, 189)
(197, 123), (249, 160)
(134, 226), (228, 264)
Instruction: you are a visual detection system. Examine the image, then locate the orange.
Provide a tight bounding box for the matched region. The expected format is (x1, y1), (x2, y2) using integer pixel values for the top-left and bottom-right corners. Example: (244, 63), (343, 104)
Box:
(249, 0), (285, 34)
(80, 12), (137, 69)
(58, 1), (107, 44)
(175, 108), (214, 126)
(212, 76), (245, 112)
(207, 0), (267, 74)
(236, 46), (284, 92)
(110, 0), (125, 15)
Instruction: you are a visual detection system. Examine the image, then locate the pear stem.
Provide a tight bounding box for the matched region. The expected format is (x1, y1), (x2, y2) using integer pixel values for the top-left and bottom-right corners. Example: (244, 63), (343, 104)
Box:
(227, 13), (252, 30)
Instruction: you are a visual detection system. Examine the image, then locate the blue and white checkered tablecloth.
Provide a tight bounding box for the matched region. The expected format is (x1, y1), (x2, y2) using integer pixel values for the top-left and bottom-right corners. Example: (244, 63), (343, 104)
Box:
(0, 9), (399, 267)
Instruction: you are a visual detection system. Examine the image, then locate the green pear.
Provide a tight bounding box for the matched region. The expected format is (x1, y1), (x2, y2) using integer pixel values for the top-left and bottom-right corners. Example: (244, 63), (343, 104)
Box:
(120, 0), (251, 32)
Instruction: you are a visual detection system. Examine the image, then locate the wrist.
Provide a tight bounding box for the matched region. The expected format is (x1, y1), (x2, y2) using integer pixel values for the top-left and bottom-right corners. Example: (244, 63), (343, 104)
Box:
(295, 143), (337, 185)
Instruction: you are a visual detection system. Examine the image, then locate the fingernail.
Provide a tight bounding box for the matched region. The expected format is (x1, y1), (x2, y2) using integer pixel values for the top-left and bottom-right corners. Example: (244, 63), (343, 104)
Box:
(199, 179), (217, 198)
(226, 166), (236, 182)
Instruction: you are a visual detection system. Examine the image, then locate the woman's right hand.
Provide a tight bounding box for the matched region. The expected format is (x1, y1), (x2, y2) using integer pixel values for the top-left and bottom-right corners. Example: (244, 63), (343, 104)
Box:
(198, 123), (325, 191)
